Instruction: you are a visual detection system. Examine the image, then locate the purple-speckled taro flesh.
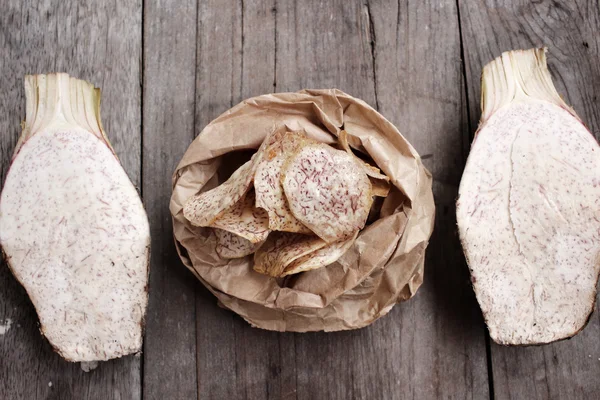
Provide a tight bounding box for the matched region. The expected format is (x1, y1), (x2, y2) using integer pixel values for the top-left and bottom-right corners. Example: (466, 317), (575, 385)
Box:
(457, 48), (600, 345)
(338, 130), (389, 182)
(253, 232), (326, 277)
(281, 144), (373, 243)
(254, 131), (313, 234)
(211, 190), (270, 244)
(0, 74), (150, 362)
(214, 228), (263, 259)
(183, 129), (284, 228)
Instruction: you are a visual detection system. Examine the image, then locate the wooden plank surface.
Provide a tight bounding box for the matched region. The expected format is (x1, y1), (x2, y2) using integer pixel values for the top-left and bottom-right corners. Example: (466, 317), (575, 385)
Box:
(363, 1), (490, 398)
(142, 0), (200, 399)
(0, 1), (143, 399)
(194, 2), (300, 399)
(281, 1), (489, 398)
(458, 1), (600, 399)
(2, 0), (600, 398)
(193, 2), (243, 399)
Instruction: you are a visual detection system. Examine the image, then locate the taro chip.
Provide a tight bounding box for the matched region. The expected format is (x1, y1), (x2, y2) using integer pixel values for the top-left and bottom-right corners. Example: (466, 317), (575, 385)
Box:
(254, 131), (313, 234)
(214, 228), (263, 259)
(281, 231), (358, 277)
(281, 144), (373, 243)
(211, 190), (270, 243)
(253, 232), (326, 277)
(183, 160), (254, 227)
(370, 177), (391, 197)
(264, 130), (306, 160)
(183, 129), (281, 227)
(338, 130), (389, 181)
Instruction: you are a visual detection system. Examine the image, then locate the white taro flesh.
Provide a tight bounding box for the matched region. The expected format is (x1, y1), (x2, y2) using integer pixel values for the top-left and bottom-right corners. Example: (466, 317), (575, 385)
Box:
(457, 48), (600, 345)
(0, 74), (150, 361)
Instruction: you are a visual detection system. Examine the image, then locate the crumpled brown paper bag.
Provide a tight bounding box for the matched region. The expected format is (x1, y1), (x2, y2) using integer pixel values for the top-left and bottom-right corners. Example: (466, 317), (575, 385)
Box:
(170, 89), (435, 331)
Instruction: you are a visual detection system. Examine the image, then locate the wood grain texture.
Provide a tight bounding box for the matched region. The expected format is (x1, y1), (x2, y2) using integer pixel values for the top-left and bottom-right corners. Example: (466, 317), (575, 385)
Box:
(142, 0), (199, 399)
(2, 0), (599, 398)
(195, 1), (299, 399)
(279, 1), (489, 398)
(193, 0), (489, 399)
(458, 0), (600, 399)
(0, 1), (142, 399)
(194, 2), (243, 397)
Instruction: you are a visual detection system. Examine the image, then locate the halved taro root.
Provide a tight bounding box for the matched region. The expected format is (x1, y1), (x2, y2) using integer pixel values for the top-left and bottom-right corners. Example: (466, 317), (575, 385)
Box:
(457, 48), (600, 345)
(211, 190), (270, 244)
(254, 131), (313, 234)
(281, 144), (373, 243)
(214, 228), (264, 259)
(253, 232), (326, 277)
(0, 74), (150, 362)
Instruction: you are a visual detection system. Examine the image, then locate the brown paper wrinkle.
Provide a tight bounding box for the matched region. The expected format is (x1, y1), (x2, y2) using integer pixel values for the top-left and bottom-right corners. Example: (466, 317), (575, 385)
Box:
(171, 89), (435, 331)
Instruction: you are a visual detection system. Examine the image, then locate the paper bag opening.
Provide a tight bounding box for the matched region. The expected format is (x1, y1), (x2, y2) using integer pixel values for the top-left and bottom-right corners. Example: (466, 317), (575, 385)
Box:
(170, 89), (435, 332)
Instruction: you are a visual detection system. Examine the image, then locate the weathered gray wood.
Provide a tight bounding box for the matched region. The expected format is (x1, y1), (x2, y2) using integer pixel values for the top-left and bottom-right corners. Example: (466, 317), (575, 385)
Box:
(194, 1), (299, 399)
(3, 0), (597, 397)
(277, 2), (380, 398)
(278, 1), (489, 399)
(193, 2), (242, 398)
(0, 1), (142, 399)
(458, 0), (600, 399)
(142, 0), (199, 399)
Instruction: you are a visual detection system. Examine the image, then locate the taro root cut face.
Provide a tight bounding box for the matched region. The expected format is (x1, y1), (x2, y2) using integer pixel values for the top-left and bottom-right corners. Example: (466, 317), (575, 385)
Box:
(0, 73), (150, 362)
(457, 48), (600, 345)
